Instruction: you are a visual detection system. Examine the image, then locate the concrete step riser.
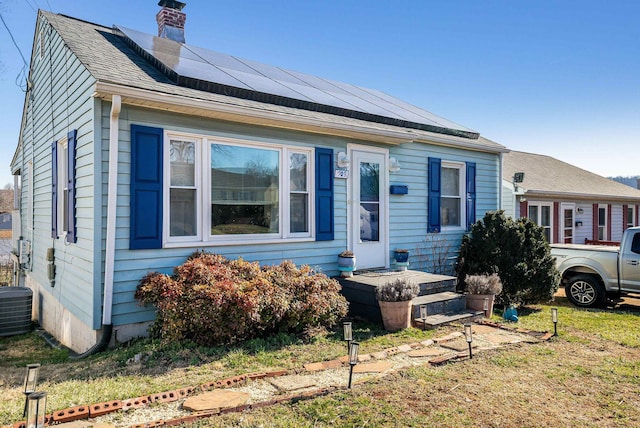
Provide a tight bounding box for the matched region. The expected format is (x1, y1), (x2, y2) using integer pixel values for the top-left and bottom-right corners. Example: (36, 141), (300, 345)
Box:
(411, 296), (466, 318)
(417, 280), (457, 296)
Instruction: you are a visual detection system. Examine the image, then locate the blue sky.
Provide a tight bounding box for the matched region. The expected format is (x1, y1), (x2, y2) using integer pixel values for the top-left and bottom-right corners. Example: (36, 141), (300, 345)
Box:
(1, 0), (639, 188)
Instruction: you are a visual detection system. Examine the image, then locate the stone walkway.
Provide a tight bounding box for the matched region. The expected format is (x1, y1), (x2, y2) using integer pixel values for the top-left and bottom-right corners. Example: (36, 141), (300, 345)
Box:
(21, 322), (552, 428)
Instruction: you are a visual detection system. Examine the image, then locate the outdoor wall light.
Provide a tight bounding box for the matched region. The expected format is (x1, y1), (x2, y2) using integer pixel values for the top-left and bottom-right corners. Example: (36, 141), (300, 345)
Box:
(388, 157), (400, 173)
(337, 152), (350, 168)
(464, 323), (473, 359)
(419, 304), (428, 331)
(576, 207), (584, 214)
(483, 297), (489, 318)
(23, 364), (40, 416)
(343, 321), (353, 353)
(26, 391), (47, 428)
(348, 341), (360, 389)
(551, 307), (558, 337)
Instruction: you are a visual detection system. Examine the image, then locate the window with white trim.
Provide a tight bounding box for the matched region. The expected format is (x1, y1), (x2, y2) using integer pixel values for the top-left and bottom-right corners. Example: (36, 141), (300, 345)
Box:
(56, 137), (69, 235)
(528, 202), (553, 242)
(164, 133), (313, 244)
(27, 161), (33, 232)
(627, 206), (635, 229)
(598, 204), (607, 240)
(440, 161), (465, 228)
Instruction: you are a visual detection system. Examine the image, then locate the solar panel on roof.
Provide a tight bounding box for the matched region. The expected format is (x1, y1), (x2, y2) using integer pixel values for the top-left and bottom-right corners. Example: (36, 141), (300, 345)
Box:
(115, 25), (479, 139)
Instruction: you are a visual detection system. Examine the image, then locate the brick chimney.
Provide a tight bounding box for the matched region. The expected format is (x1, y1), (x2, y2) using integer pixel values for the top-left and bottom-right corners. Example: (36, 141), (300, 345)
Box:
(156, 0), (187, 43)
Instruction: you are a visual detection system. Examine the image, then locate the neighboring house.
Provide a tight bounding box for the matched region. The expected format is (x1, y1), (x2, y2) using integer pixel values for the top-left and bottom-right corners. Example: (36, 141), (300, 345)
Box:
(11, 3), (506, 352)
(0, 213), (12, 263)
(502, 150), (640, 244)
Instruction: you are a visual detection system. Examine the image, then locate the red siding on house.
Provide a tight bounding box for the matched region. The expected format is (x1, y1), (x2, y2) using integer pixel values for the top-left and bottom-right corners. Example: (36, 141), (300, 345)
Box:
(623, 204), (628, 231)
(520, 200), (528, 219)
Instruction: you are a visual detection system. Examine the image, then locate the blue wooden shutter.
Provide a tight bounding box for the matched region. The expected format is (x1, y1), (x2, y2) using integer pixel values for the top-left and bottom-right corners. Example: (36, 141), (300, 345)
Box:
(66, 129), (77, 243)
(51, 140), (58, 238)
(315, 147), (334, 241)
(427, 157), (441, 233)
(466, 162), (476, 231)
(130, 125), (164, 249)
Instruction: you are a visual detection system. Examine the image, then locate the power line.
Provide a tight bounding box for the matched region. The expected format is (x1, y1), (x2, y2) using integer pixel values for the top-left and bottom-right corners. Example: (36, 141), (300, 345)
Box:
(0, 12), (29, 68)
(0, 11), (30, 91)
(22, 0), (37, 13)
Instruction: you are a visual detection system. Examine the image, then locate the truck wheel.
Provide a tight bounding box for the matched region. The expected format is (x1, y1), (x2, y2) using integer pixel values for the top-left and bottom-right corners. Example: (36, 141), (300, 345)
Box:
(565, 275), (605, 308)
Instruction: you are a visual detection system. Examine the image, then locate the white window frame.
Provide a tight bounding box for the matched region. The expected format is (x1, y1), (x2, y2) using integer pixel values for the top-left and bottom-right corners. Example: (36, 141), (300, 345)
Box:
(440, 161), (466, 231)
(528, 201), (553, 242)
(163, 131), (315, 247)
(627, 205), (636, 229)
(560, 202), (575, 244)
(27, 161), (33, 232)
(56, 137), (69, 237)
(598, 204), (608, 241)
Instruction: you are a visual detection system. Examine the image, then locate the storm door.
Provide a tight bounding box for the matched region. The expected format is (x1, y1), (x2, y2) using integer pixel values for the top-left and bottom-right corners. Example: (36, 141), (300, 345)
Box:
(350, 148), (388, 269)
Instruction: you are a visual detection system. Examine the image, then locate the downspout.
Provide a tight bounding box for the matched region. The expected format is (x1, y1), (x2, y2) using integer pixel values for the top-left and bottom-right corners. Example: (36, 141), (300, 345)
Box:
(71, 94), (120, 359)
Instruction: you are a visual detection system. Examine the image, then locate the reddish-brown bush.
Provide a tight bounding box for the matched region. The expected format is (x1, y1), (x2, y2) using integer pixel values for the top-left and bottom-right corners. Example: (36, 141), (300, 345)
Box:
(135, 252), (348, 345)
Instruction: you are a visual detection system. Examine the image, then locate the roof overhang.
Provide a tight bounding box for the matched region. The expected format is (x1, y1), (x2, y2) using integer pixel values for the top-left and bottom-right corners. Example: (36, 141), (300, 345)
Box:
(94, 81), (414, 145)
(93, 81), (507, 153)
(523, 189), (640, 203)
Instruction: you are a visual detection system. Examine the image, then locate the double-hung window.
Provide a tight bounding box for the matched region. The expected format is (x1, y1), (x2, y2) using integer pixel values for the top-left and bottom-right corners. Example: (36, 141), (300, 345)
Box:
(440, 161), (465, 228)
(51, 129), (76, 243)
(165, 133), (313, 245)
(598, 204), (608, 240)
(627, 205), (635, 229)
(528, 202), (553, 242)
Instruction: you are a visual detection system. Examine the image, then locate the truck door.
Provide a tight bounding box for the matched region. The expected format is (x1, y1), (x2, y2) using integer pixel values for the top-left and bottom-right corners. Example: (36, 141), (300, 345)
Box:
(619, 231), (640, 291)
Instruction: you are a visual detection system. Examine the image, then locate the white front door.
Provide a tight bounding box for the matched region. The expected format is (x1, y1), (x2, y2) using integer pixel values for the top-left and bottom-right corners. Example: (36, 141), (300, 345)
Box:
(350, 148), (388, 269)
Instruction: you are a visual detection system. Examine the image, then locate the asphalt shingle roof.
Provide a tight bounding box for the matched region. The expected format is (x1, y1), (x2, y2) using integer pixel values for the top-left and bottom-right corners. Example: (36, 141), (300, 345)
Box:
(503, 150), (640, 200)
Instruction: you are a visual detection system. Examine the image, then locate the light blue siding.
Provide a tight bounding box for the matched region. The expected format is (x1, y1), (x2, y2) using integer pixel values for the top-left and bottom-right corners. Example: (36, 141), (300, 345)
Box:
(98, 106), (501, 325)
(17, 15), (99, 329)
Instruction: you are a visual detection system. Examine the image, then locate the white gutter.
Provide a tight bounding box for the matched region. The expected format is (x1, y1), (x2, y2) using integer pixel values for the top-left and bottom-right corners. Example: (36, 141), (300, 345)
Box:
(103, 94), (121, 325)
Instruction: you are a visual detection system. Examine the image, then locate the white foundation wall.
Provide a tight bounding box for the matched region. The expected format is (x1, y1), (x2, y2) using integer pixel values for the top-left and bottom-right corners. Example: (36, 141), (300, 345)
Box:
(27, 274), (98, 353)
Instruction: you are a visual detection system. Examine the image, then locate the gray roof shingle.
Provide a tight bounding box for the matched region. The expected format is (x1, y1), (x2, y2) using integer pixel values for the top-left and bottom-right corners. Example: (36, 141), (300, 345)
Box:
(503, 150), (640, 200)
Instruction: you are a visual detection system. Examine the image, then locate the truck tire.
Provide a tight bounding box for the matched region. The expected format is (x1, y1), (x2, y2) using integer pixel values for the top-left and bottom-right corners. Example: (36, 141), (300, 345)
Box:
(565, 274), (605, 308)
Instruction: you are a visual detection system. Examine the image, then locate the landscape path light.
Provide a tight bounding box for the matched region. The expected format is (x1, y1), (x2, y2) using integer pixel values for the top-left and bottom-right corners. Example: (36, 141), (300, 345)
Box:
(551, 307), (558, 336)
(23, 363), (40, 416)
(343, 321), (353, 353)
(347, 341), (360, 389)
(26, 391), (47, 428)
(483, 297), (489, 318)
(419, 304), (428, 331)
(464, 323), (473, 359)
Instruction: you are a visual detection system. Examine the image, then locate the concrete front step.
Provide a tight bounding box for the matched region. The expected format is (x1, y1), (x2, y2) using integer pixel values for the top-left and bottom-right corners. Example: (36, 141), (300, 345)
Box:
(411, 292), (466, 318)
(413, 310), (484, 329)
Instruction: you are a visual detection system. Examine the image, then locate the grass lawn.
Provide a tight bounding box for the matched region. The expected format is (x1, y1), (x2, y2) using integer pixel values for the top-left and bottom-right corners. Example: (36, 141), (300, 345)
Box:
(2, 294), (640, 427)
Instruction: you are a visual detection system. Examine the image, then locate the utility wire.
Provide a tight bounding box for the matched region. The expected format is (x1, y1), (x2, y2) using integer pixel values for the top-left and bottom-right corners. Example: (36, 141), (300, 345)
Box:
(23, 0), (37, 13)
(0, 11), (30, 91)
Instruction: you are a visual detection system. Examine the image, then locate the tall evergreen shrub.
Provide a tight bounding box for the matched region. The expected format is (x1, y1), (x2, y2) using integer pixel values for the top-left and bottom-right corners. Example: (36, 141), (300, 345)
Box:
(456, 211), (560, 306)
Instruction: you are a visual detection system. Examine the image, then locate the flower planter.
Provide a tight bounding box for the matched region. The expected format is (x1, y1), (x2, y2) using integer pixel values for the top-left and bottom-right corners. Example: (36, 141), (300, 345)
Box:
(378, 300), (412, 332)
(466, 294), (495, 318)
(393, 251), (409, 263)
(337, 255), (356, 277)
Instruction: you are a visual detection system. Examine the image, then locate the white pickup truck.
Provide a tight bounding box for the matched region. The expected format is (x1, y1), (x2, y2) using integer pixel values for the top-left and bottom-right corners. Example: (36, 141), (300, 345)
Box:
(551, 226), (640, 307)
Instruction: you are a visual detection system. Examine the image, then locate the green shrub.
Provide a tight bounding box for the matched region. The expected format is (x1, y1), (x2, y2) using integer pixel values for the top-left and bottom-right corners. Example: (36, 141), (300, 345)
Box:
(135, 252), (348, 346)
(456, 211), (560, 306)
